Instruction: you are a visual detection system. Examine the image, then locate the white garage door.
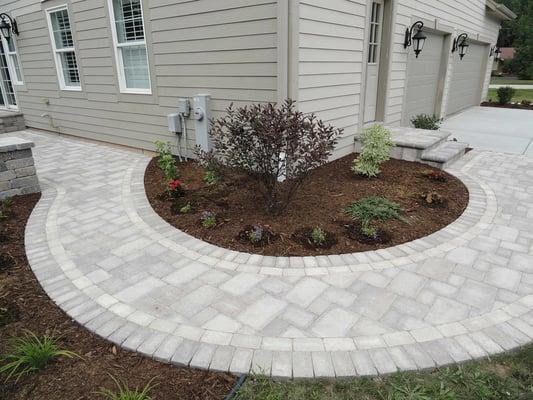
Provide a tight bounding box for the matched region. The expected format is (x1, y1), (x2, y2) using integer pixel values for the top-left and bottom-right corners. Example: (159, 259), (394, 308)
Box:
(447, 43), (488, 115)
(404, 32), (445, 125)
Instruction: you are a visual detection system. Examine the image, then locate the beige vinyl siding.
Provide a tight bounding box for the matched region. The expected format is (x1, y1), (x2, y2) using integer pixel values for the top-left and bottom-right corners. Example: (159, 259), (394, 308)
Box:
(386, 0), (501, 125)
(298, 0), (367, 159)
(1, 0), (278, 154)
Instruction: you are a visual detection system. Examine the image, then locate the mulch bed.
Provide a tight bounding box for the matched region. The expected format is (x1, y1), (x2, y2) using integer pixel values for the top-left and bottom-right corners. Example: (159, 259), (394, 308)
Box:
(481, 101), (533, 110)
(0, 194), (236, 400)
(144, 155), (469, 257)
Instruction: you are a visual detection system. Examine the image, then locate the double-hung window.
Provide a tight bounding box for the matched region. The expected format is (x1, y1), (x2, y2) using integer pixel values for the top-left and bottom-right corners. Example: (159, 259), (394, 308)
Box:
(108, 0), (151, 93)
(1, 36), (23, 85)
(46, 6), (81, 90)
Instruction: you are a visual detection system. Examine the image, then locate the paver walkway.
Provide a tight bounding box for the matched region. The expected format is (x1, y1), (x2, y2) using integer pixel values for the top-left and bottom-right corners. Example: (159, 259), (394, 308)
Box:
(18, 130), (533, 378)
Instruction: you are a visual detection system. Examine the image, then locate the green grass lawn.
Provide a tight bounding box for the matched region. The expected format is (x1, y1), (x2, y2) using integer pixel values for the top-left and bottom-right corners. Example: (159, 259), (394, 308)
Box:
(491, 77), (533, 85)
(236, 345), (533, 400)
(487, 88), (533, 103)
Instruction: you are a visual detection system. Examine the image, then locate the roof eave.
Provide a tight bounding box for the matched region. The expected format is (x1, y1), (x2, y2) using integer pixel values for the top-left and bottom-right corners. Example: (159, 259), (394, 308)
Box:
(486, 0), (517, 21)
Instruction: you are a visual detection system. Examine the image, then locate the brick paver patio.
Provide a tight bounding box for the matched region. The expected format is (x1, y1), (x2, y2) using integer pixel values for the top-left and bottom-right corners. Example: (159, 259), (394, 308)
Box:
(18, 130), (533, 378)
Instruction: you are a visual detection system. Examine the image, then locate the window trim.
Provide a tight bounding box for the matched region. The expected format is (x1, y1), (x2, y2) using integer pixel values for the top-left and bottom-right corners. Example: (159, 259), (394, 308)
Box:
(1, 36), (23, 85)
(45, 4), (82, 91)
(107, 0), (152, 94)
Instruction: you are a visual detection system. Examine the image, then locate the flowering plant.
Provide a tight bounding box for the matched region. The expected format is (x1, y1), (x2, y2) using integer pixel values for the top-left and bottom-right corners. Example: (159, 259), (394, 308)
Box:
(201, 211), (217, 228)
(167, 179), (185, 197)
(248, 225), (264, 244)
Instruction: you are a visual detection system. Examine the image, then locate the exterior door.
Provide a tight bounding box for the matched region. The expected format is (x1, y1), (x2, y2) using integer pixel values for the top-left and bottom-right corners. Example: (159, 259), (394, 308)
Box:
(0, 41), (17, 109)
(363, 0), (384, 123)
(403, 32), (445, 125)
(447, 43), (487, 115)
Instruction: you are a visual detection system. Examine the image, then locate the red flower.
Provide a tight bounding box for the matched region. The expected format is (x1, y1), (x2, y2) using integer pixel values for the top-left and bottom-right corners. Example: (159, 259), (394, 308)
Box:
(169, 179), (183, 191)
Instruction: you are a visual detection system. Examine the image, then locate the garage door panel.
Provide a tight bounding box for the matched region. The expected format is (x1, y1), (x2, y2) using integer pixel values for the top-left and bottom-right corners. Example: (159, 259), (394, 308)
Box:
(447, 43), (487, 115)
(404, 32), (445, 124)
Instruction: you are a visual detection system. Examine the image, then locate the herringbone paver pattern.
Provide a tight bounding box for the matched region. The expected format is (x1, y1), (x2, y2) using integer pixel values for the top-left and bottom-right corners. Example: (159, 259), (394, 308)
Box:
(19, 130), (533, 378)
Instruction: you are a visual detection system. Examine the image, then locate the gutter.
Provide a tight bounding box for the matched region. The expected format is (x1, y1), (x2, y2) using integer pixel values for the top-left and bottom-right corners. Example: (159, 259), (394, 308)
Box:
(486, 0), (517, 21)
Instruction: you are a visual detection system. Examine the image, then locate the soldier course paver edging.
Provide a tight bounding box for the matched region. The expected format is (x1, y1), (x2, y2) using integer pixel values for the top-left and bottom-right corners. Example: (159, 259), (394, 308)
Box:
(20, 130), (533, 378)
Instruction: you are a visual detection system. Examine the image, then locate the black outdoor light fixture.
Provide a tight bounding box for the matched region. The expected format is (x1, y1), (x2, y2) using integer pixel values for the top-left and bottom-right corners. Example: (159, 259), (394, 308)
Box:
(0, 13), (18, 39)
(404, 20), (427, 58)
(491, 46), (502, 60)
(452, 33), (469, 60)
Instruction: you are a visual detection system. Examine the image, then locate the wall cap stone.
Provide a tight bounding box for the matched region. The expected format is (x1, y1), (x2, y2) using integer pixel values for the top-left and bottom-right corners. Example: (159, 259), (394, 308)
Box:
(0, 137), (35, 152)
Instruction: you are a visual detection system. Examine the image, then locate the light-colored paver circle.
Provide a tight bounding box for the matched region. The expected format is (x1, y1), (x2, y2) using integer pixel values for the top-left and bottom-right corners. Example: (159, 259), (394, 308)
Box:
(22, 130), (533, 378)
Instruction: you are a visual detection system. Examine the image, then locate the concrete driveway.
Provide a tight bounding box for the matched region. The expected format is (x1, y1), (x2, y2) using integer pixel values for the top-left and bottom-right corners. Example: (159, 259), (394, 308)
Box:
(441, 106), (533, 158)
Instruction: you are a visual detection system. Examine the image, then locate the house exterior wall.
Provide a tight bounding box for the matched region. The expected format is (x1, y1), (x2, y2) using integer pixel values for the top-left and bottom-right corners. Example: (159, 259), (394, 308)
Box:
(1, 0), (279, 155)
(294, 0), (502, 158)
(384, 0), (501, 124)
(297, 0), (367, 158)
(2, 0), (504, 158)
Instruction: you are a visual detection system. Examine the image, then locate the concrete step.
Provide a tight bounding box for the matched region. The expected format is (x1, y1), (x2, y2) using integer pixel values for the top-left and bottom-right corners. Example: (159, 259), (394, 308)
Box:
(388, 127), (451, 152)
(354, 126), (467, 169)
(421, 141), (469, 169)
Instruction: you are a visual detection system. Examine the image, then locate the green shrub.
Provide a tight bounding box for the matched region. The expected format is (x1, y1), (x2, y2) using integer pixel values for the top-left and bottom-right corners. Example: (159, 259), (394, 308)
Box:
(154, 141), (178, 182)
(0, 330), (78, 382)
(97, 375), (158, 400)
(179, 203), (192, 214)
(497, 86), (516, 104)
(204, 170), (219, 186)
(311, 227), (326, 246)
(345, 197), (401, 237)
(410, 114), (442, 130)
(352, 124), (393, 178)
(0, 198), (12, 220)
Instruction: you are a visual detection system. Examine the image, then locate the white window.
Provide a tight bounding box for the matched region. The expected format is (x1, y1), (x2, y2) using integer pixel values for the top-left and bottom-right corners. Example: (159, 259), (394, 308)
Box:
(46, 6), (81, 90)
(108, 0), (151, 93)
(1, 36), (23, 85)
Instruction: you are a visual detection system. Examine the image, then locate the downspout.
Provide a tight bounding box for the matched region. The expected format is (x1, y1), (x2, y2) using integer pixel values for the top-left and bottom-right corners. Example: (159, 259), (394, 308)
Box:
(277, 0), (299, 104)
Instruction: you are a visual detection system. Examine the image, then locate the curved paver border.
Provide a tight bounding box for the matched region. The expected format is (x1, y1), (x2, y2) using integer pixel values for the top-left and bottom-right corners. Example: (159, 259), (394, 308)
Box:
(128, 156), (497, 276)
(22, 131), (533, 378)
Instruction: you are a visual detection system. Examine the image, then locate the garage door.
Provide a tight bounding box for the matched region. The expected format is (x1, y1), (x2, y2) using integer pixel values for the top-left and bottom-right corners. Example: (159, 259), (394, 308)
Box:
(447, 43), (488, 115)
(403, 32), (445, 124)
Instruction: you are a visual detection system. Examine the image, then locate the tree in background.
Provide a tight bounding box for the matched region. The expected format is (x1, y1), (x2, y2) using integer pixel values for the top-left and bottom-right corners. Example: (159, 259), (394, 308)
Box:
(499, 0), (533, 79)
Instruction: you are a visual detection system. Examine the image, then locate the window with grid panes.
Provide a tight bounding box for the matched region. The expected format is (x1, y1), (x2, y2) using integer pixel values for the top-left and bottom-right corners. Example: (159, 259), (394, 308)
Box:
(47, 6), (81, 90)
(109, 0), (151, 92)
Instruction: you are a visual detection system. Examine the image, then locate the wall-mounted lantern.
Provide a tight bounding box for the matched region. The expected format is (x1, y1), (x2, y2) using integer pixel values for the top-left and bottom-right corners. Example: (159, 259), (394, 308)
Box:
(452, 33), (469, 60)
(0, 13), (19, 39)
(404, 21), (427, 58)
(490, 46), (502, 60)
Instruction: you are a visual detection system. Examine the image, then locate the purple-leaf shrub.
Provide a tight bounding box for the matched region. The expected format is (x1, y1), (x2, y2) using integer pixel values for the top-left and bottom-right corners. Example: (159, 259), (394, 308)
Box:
(207, 99), (342, 214)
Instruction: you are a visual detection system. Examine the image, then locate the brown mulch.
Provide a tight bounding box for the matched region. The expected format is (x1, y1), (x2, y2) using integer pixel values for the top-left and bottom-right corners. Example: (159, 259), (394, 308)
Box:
(145, 155), (469, 257)
(481, 101), (533, 110)
(0, 194), (236, 400)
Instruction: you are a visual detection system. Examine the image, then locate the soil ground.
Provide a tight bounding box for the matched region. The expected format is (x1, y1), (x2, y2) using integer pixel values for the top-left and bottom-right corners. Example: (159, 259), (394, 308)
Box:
(145, 155), (469, 257)
(0, 194), (236, 400)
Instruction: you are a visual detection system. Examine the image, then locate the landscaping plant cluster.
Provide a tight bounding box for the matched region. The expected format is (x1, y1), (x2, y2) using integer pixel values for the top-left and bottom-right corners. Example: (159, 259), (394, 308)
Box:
(148, 101), (464, 256)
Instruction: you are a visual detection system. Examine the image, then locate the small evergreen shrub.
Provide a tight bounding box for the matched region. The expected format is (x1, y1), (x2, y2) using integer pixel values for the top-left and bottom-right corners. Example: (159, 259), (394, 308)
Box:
(154, 141), (178, 182)
(179, 203), (192, 214)
(352, 124), (393, 178)
(0, 330), (78, 382)
(410, 114), (442, 130)
(311, 227), (327, 246)
(345, 197), (401, 238)
(202, 99), (342, 214)
(497, 86), (516, 104)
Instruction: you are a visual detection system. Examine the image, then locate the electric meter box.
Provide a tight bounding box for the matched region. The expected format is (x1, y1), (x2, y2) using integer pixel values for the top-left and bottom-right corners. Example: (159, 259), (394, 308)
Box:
(167, 113), (182, 134)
